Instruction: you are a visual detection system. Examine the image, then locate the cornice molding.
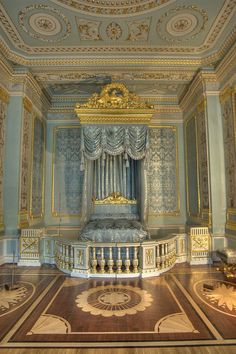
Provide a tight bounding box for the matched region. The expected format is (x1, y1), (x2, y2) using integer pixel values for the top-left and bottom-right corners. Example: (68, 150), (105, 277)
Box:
(180, 70), (217, 112)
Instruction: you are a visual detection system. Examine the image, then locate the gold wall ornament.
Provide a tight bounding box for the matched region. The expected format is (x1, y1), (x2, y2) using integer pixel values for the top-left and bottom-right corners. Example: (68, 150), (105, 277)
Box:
(0, 86), (9, 103)
(23, 97), (32, 113)
(197, 97), (206, 112)
(93, 192), (137, 205)
(75, 83), (154, 125)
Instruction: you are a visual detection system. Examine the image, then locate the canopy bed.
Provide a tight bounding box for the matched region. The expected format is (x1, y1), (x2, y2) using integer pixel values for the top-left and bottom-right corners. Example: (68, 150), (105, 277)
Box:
(75, 83), (154, 245)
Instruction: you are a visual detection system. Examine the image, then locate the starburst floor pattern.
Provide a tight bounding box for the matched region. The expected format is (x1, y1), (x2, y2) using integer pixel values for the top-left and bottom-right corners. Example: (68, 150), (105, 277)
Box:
(75, 284), (153, 317)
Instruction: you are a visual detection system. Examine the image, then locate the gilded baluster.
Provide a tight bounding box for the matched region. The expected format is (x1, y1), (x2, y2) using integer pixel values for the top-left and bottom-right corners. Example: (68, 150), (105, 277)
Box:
(156, 244), (160, 269)
(116, 247), (122, 273)
(161, 244), (165, 269)
(65, 245), (69, 269)
(125, 247), (130, 273)
(91, 247), (98, 273)
(107, 247), (114, 273)
(133, 246), (139, 273)
(99, 247), (105, 273)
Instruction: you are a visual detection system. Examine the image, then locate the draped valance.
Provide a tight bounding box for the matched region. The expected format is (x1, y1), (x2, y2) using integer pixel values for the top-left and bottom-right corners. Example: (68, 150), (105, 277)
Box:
(80, 125), (149, 165)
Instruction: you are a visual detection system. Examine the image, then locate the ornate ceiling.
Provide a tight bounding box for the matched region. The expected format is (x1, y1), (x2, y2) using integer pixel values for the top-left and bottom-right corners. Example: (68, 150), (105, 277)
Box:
(0, 0), (236, 102)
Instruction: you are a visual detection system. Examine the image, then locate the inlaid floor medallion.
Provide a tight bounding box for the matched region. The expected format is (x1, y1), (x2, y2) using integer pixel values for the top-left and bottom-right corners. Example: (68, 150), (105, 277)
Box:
(76, 284), (153, 317)
(194, 279), (236, 317)
(0, 282), (35, 316)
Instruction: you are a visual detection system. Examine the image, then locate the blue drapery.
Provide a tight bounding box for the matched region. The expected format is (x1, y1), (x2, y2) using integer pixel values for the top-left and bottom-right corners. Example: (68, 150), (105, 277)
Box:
(93, 153), (138, 200)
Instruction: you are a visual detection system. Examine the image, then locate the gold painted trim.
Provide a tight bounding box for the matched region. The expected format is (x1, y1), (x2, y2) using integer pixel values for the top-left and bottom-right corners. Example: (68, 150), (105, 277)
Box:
(225, 222), (236, 232)
(220, 86), (234, 103)
(52, 125), (82, 218)
(0, 214), (4, 231)
(29, 115), (45, 220)
(18, 211), (29, 228)
(185, 115), (200, 219)
(23, 97), (32, 113)
(0, 86), (9, 103)
(77, 114), (153, 125)
(197, 97), (206, 112)
(148, 125), (180, 216)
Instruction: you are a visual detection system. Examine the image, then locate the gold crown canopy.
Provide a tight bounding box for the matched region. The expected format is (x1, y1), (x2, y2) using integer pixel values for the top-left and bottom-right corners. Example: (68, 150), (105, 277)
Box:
(75, 83), (154, 125)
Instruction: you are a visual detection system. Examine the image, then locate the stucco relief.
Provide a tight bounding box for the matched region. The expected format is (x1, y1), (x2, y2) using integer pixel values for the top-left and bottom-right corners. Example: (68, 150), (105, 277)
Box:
(196, 108), (209, 212)
(19, 102), (32, 214)
(77, 19), (101, 40)
(221, 95), (236, 209)
(18, 5), (71, 43)
(30, 117), (45, 219)
(127, 18), (150, 41)
(156, 5), (208, 43)
(0, 96), (8, 228)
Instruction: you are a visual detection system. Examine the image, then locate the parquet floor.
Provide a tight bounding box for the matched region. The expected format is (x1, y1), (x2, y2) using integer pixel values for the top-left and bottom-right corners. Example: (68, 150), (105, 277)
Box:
(0, 263), (236, 354)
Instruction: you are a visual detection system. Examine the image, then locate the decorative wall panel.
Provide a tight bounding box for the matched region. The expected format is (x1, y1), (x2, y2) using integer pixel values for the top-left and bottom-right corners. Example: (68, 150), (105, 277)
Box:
(185, 116), (199, 217)
(148, 127), (179, 215)
(30, 116), (45, 219)
(0, 87), (9, 229)
(19, 97), (32, 227)
(197, 101), (209, 215)
(53, 127), (84, 216)
(220, 88), (236, 230)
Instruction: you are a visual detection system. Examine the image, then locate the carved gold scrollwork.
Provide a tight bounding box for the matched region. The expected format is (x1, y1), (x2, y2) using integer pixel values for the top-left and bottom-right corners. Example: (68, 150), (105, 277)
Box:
(93, 192), (137, 205)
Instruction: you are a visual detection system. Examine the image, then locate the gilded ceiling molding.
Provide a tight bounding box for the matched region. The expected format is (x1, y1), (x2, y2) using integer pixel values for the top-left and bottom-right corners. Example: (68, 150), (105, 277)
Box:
(180, 71), (217, 113)
(0, 0), (235, 57)
(216, 41), (236, 82)
(0, 86), (9, 103)
(51, 0), (174, 16)
(200, 0), (236, 48)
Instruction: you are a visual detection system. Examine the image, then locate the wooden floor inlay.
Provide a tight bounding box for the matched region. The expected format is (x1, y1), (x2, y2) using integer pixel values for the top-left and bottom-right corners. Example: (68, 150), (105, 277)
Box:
(0, 265), (236, 348)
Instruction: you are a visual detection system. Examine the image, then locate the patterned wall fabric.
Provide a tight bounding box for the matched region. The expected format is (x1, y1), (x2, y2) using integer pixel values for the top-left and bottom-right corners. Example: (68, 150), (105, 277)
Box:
(197, 108), (209, 211)
(30, 117), (45, 218)
(185, 116), (199, 216)
(53, 127), (84, 216)
(0, 97), (8, 227)
(221, 94), (236, 209)
(19, 101), (32, 214)
(148, 127), (179, 215)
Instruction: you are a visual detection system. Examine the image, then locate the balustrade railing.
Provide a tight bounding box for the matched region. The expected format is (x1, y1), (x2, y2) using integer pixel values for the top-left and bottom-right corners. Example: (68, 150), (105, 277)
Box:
(19, 228), (190, 277)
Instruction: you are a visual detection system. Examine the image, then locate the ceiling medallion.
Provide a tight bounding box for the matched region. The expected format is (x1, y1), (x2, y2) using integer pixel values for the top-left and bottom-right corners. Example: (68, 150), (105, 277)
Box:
(166, 14), (198, 37)
(29, 13), (61, 36)
(18, 5), (71, 43)
(106, 22), (122, 40)
(75, 284), (153, 317)
(157, 5), (208, 43)
(52, 0), (173, 16)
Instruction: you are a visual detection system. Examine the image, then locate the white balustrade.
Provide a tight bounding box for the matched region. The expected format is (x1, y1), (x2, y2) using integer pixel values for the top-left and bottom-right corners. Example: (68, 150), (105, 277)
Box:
(19, 228), (190, 277)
